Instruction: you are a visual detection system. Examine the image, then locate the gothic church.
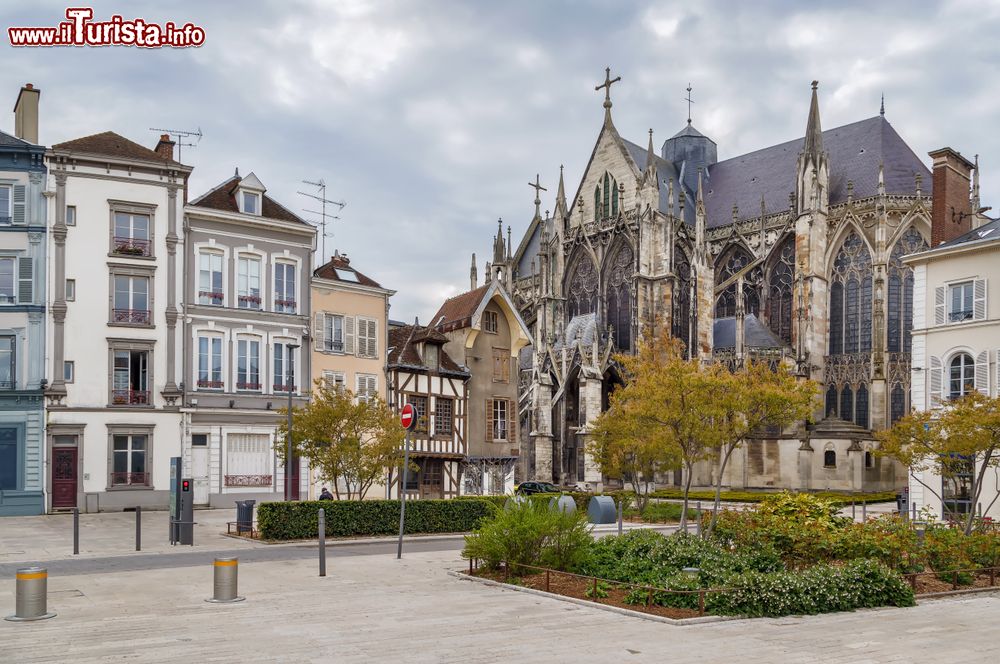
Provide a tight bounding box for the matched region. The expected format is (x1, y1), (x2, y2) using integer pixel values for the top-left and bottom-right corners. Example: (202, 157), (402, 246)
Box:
(486, 72), (974, 492)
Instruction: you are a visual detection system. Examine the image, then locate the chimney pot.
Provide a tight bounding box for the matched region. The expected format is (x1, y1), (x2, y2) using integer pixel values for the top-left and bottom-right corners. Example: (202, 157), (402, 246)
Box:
(928, 147), (974, 246)
(154, 134), (176, 161)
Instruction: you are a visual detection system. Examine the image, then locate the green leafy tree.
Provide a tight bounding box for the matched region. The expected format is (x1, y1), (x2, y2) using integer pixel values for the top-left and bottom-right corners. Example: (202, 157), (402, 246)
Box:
(877, 392), (1000, 535)
(276, 380), (405, 500)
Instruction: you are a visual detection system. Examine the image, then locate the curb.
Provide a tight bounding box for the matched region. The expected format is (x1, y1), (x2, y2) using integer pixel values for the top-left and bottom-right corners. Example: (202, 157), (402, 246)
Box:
(447, 570), (734, 626)
(916, 587), (1000, 601)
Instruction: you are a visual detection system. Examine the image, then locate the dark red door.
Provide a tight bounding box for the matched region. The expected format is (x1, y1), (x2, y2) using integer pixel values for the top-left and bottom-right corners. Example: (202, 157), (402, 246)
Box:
(285, 454), (300, 500)
(51, 448), (78, 509)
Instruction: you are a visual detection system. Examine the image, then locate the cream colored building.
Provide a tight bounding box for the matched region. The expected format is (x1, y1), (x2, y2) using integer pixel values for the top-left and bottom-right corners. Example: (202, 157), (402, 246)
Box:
(907, 214), (1000, 520)
(310, 252), (394, 497)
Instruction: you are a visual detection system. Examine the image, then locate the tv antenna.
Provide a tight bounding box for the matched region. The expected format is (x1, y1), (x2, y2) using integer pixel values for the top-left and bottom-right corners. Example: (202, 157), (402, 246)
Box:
(149, 127), (203, 162)
(298, 179), (346, 260)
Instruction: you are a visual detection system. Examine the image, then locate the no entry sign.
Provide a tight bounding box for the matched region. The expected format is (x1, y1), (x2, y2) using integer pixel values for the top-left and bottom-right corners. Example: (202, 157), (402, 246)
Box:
(400, 403), (417, 431)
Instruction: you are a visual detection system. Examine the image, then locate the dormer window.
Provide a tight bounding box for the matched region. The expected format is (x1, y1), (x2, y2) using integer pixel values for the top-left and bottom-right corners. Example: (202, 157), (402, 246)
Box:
(240, 191), (260, 215)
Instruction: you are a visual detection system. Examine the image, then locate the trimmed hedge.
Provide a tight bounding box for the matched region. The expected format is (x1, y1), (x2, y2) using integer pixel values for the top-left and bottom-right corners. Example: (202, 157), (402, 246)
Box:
(648, 489), (897, 505)
(257, 499), (496, 540)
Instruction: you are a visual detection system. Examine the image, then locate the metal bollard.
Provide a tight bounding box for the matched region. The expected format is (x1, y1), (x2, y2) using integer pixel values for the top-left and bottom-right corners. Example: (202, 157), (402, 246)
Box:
(695, 502), (702, 536)
(73, 508), (79, 555)
(912, 502), (917, 521)
(318, 508), (327, 577)
(5, 567), (56, 622)
(135, 506), (141, 552)
(206, 558), (245, 603)
(851, 501), (856, 520)
(862, 500), (867, 521)
(617, 497), (623, 536)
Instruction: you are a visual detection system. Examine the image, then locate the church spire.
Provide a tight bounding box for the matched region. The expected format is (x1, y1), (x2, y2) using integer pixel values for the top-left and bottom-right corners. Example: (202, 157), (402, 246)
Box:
(647, 127), (655, 164)
(470, 253), (477, 290)
(595, 67), (621, 127)
(555, 165), (567, 215)
(803, 81), (823, 157)
(528, 174), (547, 221)
(880, 92), (885, 117)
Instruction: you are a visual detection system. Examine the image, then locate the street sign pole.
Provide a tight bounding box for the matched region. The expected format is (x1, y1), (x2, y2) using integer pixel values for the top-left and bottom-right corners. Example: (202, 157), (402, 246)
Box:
(396, 403), (416, 560)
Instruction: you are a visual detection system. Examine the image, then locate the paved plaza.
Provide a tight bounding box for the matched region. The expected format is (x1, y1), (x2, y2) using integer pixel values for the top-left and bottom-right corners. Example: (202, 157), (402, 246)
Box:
(1, 509), (997, 663)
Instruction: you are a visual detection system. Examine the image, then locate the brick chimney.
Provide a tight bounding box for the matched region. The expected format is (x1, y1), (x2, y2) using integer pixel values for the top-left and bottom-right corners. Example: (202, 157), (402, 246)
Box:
(929, 147), (974, 246)
(13, 83), (40, 144)
(154, 133), (175, 161)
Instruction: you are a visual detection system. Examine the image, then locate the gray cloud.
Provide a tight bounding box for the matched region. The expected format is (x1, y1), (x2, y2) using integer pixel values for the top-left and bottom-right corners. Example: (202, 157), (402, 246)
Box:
(3, 0), (999, 321)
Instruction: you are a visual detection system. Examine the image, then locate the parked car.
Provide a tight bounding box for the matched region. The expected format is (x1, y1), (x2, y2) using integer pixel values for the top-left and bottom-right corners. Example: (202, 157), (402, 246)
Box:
(515, 481), (562, 495)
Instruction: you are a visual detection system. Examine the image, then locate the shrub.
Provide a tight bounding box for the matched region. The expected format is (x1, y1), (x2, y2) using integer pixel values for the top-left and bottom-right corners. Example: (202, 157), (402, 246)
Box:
(648, 488), (897, 505)
(256, 498), (495, 540)
(462, 499), (593, 571)
(708, 559), (915, 617)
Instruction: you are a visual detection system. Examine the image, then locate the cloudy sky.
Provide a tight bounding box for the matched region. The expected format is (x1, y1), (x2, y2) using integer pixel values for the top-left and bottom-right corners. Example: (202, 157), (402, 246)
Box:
(3, 1), (999, 322)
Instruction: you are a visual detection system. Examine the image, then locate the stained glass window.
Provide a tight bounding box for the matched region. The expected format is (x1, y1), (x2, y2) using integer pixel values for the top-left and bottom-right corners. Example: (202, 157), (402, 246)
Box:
(855, 384), (869, 429)
(890, 384), (906, 424)
(825, 384), (838, 417)
(594, 172), (619, 220)
(766, 237), (795, 344)
(566, 254), (598, 319)
(829, 232), (873, 355)
(714, 246), (761, 318)
(606, 242), (634, 351)
(887, 227), (928, 352)
(840, 385), (853, 422)
(672, 244), (692, 354)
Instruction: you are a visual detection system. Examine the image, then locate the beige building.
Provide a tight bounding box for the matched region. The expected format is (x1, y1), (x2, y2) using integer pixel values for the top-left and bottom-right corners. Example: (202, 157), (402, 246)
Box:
(310, 252), (394, 497)
(431, 279), (532, 494)
(907, 204), (999, 520)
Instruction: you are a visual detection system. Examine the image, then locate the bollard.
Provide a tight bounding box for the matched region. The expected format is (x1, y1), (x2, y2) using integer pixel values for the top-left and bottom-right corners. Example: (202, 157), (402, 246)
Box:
(912, 502), (917, 521)
(206, 558), (245, 603)
(617, 497), (623, 536)
(73, 508), (79, 555)
(695, 502), (702, 537)
(135, 506), (141, 552)
(318, 508), (327, 577)
(851, 501), (856, 520)
(5, 567), (56, 622)
(862, 500), (867, 522)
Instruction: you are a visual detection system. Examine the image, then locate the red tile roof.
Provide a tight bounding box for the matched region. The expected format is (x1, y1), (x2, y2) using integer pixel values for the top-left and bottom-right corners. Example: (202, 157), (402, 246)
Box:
(189, 176), (308, 225)
(313, 255), (383, 288)
(51, 131), (183, 166)
(430, 285), (489, 331)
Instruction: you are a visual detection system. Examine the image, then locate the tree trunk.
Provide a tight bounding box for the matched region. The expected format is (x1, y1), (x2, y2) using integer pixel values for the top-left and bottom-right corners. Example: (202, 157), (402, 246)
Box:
(707, 445), (736, 537)
(966, 450), (994, 535)
(679, 461), (694, 531)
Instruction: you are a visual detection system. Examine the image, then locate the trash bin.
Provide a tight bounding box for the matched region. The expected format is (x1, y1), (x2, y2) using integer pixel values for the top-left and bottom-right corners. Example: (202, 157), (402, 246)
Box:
(549, 495), (576, 514)
(235, 500), (256, 535)
(587, 495), (616, 524)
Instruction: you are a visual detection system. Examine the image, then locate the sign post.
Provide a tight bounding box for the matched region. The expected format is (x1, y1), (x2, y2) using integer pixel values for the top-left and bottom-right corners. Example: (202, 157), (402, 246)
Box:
(397, 403), (417, 560)
(169, 457), (181, 544)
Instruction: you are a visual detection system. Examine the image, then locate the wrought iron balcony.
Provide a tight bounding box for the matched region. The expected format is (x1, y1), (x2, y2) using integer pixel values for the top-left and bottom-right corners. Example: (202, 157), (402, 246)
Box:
(238, 294), (262, 309)
(111, 471), (149, 486)
(275, 298), (297, 313)
(949, 309), (974, 323)
(112, 389), (150, 405)
(324, 340), (344, 353)
(225, 474), (273, 487)
(273, 383), (295, 392)
(198, 290), (224, 305)
(112, 308), (151, 325)
(197, 379), (224, 389)
(112, 236), (151, 257)
(0, 380), (14, 390)
(236, 381), (262, 391)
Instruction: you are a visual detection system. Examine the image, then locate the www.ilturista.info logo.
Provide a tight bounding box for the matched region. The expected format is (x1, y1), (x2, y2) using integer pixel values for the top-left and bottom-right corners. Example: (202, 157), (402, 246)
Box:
(8, 7), (205, 48)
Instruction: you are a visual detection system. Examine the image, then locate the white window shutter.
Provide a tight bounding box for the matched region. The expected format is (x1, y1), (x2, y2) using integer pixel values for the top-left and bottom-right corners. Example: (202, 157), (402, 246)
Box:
(934, 286), (946, 325)
(929, 355), (943, 408)
(975, 350), (990, 395)
(345, 316), (355, 355)
(17, 257), (33, 304)
(11, 185), (25, 224)
(370, 319), (378, 359)
(973, 279), (987, 321)
(313, 312), (325, 349)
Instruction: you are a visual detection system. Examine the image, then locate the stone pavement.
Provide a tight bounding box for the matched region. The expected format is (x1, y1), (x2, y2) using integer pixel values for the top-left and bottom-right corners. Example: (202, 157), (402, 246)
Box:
(1, 548), (997, 664)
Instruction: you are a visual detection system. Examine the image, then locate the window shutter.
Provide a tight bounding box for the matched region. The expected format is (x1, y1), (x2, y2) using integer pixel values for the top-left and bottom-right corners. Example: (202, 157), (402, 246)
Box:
(934, 286), (946, 325)
(975, 350), (990, 395)
(508, 399), (516, 444)
(322, 370), (335, 389)
(370, 319), (378, 359)
(11, 185), (25, 224)
(17, 257), (33, 303)
(973, 279), (987, 321)
(929, 355), (943, 408)
(345, 316), (355, 355)
(313, 312), (325, 349)
(485, 399), (493, 443)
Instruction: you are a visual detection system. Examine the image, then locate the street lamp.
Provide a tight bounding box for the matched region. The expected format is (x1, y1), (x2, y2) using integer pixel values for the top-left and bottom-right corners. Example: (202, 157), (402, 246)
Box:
(285, 343), (300, 501)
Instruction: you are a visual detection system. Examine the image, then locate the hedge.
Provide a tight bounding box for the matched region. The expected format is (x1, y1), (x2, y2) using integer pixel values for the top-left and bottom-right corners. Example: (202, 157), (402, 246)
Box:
(257, 498), (497, 540)
(648, 489), (897, 505)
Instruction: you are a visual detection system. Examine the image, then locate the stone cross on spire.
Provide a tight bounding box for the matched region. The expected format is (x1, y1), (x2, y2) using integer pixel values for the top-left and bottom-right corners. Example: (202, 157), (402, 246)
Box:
(528, 174), (547, 220)
(595, 67), (621, 124)
(684, 83), (694, 125)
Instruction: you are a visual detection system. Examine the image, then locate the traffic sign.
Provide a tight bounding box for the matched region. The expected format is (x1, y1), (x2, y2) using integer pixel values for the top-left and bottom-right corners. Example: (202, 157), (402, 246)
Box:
(400, 403), (417, 431)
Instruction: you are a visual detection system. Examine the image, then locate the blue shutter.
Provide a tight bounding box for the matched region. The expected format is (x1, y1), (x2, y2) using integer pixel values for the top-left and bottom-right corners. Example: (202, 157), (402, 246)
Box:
(11, 185), (26, 225)
(17, 257), (33, 304)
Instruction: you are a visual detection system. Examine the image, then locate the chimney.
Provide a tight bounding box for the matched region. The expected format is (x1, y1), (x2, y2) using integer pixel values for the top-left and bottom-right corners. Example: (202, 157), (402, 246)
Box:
(154, 133), (175, 161)
(13, 83), (40, 144)
(928, 147), (974, 246)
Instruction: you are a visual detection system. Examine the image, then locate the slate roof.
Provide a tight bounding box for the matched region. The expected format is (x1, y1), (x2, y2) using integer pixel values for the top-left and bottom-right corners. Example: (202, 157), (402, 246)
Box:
(313, 254), (384, 288)
(936, 217), (1000, 250)
(552, 313), (597, 351)
(51, 131), (183, 166)
(0, 130), (33, 148)
(712, 313), (787, 350)
(809, 415), (871, 436)
(431, 285), (489, 331)
(702, 116), (930, 228)
(621, 138), (696, 225)
(386, 324), (469, 377)
(189, 175), (309, 226)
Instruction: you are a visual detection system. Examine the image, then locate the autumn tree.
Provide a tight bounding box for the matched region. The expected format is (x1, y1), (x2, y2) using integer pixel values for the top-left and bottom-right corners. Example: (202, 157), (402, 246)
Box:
(705, 361), (818, 535)
(276, 380), (405, 500)
(877, 392), (1000, 535)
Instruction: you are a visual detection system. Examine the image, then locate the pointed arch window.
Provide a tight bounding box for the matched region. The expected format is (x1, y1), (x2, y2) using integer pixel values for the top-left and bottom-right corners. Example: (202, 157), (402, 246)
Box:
(887, 227), (928, 352)
(765, 236), (795, 344)
(594, 172), (619, 221)
(606, 243), (634, 351)
(839, 385), (854, 422)
(890, 384), (907, 424)
(855, 384), (869, 429)
(829, 232), (873, 355)
(566, 255), (598, 319)
(825, 384), (838, 417)
(672, 244), (692, 354)
(714, 246), (761, 318)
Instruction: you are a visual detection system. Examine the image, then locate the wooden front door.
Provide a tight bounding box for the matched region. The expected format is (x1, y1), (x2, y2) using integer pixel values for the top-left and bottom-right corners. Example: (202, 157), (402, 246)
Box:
(420, 458), (444, 499)
(51, 447), (78, 509)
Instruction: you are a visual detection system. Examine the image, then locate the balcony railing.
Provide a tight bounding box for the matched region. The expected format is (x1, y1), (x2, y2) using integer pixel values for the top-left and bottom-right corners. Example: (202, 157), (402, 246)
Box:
(0, 216), (11, 225)
(197, 378), (224, 389)
(238, 294), (262, 309)
(273, 383), (295, 392)
(224, 474), (273, 487)
(949, 309), (974, 323)
(237, 381), (262, 391)
(324, 340), (344, 353)
(0, 380), (14, 390)
(112, 389), (150, 405)
(275, 298), (297, 313)
(111, 471), (149, 486)
(198, 291), (224, 306)
(112, 236), (151, 257)
(112, 308), (151, 325)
